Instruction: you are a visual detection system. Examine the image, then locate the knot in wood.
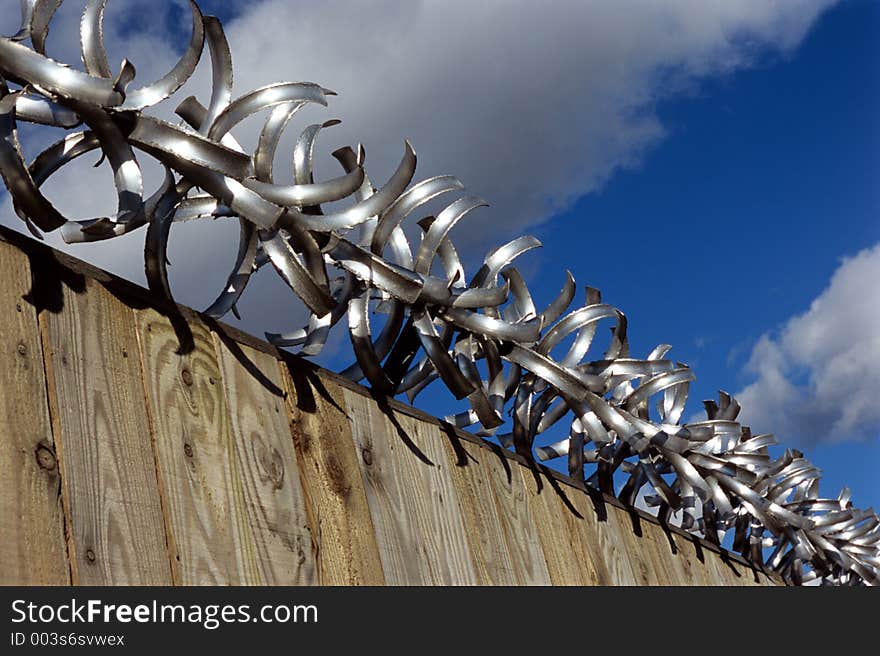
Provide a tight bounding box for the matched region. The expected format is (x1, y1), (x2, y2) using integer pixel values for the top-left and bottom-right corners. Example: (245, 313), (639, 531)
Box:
(258, 443), (285, 490)
(35, 444), (56, 471)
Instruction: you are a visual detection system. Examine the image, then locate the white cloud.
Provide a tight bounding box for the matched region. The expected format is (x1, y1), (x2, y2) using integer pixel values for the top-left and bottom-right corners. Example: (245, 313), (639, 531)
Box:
(220, 0), (837, 247)
(0, 0), (837, 339)
(735, 243), (880, 445)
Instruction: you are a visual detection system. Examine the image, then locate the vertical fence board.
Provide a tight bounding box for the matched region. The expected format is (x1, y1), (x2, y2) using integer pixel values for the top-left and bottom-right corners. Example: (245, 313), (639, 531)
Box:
(698, 546), (730, 585)
(632, 520), (676, 585)
(707, 550), (763, 586)
(671, 534), (715, 586)
(439, 433), (520, 585)
(605, 506), (663, 585)
(0, 241), (69, 584)
(279, 361), (385, 585)
(646, 526), (709, 586)
(343, 389), (477, 584)
(520, 468), (603, 585)
(394, 414), (477, 585)
(480, 448), (553, 585)
(135, 308), (248, 585)
(560, 488), (616, 585)
(756, 569), (777, 586)
(583, 503), (639, 585)
(40, 278), (171, 585)
(214, 335), (315, 585)
(343, 389), (427, 584)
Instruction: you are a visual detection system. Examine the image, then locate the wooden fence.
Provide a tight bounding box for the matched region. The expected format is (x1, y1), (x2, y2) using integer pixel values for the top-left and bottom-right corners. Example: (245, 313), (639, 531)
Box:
(0, 225), (776, 586)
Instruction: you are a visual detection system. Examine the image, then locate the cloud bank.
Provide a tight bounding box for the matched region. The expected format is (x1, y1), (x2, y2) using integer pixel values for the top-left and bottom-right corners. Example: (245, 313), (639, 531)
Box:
(221, 0), (837, 246)
(735, 243), (880, 445)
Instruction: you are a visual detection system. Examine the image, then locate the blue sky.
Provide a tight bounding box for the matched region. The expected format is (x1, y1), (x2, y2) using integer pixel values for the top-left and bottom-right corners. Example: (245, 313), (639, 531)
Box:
(528, 1), (880, 506)
(0, 1), (876, 514)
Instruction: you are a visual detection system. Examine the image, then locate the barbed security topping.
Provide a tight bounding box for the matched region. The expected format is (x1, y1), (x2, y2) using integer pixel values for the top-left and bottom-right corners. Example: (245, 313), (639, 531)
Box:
(1, 0), (877, 585)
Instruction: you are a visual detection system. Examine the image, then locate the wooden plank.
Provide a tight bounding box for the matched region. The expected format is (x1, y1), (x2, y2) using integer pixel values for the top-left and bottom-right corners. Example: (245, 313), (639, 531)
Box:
(0, 241), (69, 584)
(665, 535), (761, 586)
(279, 361), (385, 585)
(40, 277), (171, 585)
(558, 486), (617, 586)
(735, 558), (775, 586)
(582, 502), (639, 585)
(645, 526), (775, 586)
(651, 527), (713, 586)
(135, 308), (249, 585)
(614, 513), (692, 585)
(709, 549), (763, 586)
(519, 467), (602, 585)
(698, 546), (729, 585)
(214, 334), (316, 585)
(343, 389), (428, 584)
(393, 413), (476, 584)
(343, 388), (477, 584)
(757, 570), (779, 586)
(633, 519), (678, 585)
(480, 445), (552, 585)
(438, 432), (520, 585)
(600, 505), (661, 585)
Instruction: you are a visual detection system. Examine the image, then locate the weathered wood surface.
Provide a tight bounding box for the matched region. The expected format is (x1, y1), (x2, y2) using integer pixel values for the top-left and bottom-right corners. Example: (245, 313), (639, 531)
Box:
(40, 276), (171, 585)
(279, 360), (385, 585)
(393, 414), (476, 585)
(135, 308), (246, 585)
(0, 227), (778, 587)
(0, 241), (69, 584)
(520, 468), (603, 585)
(214, 333), (316, 585)
(343, 389), (477, 584)
(343, 389), (427, 584)
(439, 431), (521, 584)
(479, 444), (554, 585)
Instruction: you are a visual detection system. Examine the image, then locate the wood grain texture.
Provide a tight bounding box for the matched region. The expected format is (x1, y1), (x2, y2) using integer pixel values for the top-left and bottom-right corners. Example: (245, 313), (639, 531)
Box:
(519, 468), (602, 585)
(632, 519), (677, 585)
(0, 241), (69, 584)
(40, 277), (171, 585)
(214, 335), (315, 585)
(343, 389), (477, 585)
(649, 527), (711, 586)
(438, 432), (520, 585)
(393, 413), (477, 584)
(681, 537), (718, 586)
(479, 446), (552, 585)
(135, 308), (247, 585)
(279, 360), (385, 585)
(705, 548), (764, 586)
(561, 486), (617, 585)
(617, 508), (679, 585)
(580, 503), (639, 586)
(342, 389), (426, 584)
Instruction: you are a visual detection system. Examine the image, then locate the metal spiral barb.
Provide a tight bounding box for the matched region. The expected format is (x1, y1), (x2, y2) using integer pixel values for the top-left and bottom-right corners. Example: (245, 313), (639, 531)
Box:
(1, 0), (877, 586)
